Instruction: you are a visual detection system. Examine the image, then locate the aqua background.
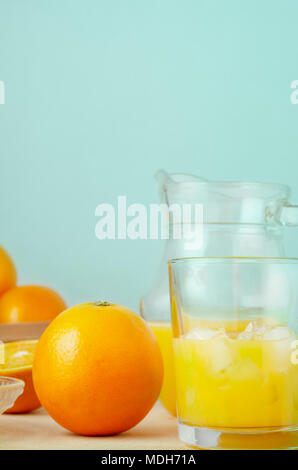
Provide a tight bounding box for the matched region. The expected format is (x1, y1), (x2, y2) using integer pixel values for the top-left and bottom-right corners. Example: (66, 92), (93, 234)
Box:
(1, 0), (298, 311)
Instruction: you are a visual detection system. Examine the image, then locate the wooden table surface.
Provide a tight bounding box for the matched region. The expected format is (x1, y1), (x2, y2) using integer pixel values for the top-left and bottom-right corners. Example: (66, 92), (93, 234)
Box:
(0, 403), (188, 450)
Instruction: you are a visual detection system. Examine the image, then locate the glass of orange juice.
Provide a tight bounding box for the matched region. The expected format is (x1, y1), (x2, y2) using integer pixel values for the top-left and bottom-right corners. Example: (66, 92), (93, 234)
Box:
(169, 257), (298, 450)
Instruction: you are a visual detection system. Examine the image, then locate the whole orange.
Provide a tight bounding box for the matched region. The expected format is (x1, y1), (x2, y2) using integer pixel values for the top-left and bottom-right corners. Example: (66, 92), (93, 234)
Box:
(32, 301), (163, 436)
(0, 285), (67, 323)
(0, 246), (17, 296)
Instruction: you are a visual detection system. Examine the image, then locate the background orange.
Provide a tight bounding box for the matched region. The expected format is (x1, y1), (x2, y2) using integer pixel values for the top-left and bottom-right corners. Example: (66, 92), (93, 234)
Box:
(0, 285), (67, 323)
(0, 247), (17, 297)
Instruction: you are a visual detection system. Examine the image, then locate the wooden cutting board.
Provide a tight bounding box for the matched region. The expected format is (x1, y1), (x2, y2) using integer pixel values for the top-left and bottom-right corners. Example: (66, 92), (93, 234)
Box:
(0, 403), (188, 450)
(1, 402), (297, 449)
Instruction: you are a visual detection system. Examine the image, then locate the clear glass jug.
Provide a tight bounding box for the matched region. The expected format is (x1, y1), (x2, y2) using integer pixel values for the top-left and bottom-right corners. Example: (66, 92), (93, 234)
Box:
(140, 170), (298, 415)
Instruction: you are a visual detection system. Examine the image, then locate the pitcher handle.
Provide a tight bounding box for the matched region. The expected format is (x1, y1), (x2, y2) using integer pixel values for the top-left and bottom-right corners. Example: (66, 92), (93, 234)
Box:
(279, 203), (298, 226)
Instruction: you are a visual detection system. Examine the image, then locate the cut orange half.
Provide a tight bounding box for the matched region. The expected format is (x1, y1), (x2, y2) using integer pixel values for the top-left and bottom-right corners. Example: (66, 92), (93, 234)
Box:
(0, 340), (40, 413)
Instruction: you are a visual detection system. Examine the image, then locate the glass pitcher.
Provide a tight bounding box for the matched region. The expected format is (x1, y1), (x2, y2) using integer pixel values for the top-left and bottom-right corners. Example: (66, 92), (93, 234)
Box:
(140, 170), (298, 415)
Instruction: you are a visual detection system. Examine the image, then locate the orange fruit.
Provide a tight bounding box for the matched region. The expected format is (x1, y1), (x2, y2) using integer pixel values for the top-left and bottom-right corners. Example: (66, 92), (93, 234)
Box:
(0, 285), (67, 323)
(0, 246), (17, 296)
(32, 301), (163, 436)
(0, 340), (40, 413)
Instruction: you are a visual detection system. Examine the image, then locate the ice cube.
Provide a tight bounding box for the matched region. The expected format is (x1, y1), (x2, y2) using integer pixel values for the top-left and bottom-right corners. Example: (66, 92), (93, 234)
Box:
(237, 322), (254, 340)
(209, 337), (235, 374)
(238, 321), (294, 341)
(185, 327), (234, 374)
(231, 358), (262, 383)
(185, 327), (226, 340)
(263, 326), (294, 341)
(238, 320), (268, 340)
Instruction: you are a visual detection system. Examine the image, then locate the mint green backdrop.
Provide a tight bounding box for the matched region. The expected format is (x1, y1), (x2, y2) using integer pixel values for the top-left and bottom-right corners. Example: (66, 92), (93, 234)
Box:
(1, 1), (298, 311)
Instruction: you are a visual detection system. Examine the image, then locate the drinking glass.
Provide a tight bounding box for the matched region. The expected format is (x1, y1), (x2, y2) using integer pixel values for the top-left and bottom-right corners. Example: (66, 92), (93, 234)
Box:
(169, 257), (298, 450)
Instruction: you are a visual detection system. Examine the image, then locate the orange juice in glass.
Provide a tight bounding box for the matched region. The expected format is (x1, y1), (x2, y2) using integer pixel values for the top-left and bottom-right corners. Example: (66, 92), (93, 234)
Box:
(169, 257), (298, 450)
